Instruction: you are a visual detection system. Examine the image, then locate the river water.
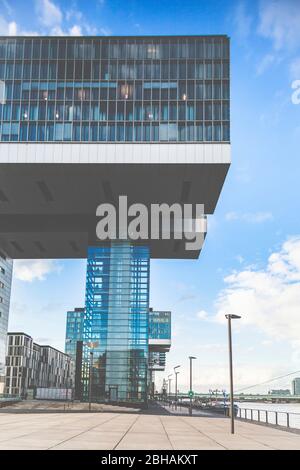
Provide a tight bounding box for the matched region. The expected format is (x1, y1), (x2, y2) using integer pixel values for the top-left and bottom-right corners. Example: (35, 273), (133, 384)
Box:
(237, 402), (300, 429)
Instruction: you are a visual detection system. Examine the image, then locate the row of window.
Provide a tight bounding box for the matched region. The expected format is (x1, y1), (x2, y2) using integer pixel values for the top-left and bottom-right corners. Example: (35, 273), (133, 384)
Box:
(0, 38), (229, 61)
(0, 122), (230, 142)
(5, 380), (20, 390)
(5, 356), (21, 366)
(0, 60), (229, 81)
(1, 101), (230, 121)
(1, 80), (230, 101)
(7, 346), (25, 356)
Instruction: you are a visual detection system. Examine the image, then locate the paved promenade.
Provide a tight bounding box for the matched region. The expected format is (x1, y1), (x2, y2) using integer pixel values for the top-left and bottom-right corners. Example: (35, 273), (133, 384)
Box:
(0, 410), (300, 449)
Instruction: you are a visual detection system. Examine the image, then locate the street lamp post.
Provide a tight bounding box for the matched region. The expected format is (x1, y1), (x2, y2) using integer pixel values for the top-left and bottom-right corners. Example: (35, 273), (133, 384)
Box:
(225, 314), (241, 434)
(174, 365), (180, 410)
(168, 374), (172, 403)
(18, 371), (23, 399)
(189, 356), (196, 416)
(89, 351), (93, 412)
(84, 341), (99, 412)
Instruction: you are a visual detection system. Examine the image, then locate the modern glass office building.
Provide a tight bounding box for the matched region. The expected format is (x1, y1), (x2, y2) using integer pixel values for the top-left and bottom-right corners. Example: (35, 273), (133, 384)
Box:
(148, 310), (171, 395)
(149, 351), (167, 371)
(0, 36), (229, 143)
(81, 242), (150, 403)
(65, 307), (85, 361)
(64, 304), (170, 402)
(65, 307), (85, 399)
(0, 35), (230, 404)
(149, 310), (171, 342)
(0, 253), (13, 393)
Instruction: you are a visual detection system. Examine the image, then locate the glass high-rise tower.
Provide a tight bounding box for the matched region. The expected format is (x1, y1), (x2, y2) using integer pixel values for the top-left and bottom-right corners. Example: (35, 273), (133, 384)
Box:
(82, 243), (150, 403)
(0, 253), (13, 393)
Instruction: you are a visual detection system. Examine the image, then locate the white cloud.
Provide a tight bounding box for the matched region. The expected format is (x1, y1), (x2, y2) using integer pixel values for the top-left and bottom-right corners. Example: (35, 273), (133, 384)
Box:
(100, 27), (112, 36)
(196, 310), (208, 320)
(0, 2), (103, 37)
(14, 260), (62, 282)
(258, 0), (300, 51)
(225, 212), (239, 221)
(8, 20), (17, 36)
(0, 16), (16, 35)
(0, 0), (13, 16)
(262, 339), (273, 346)
(256, 53), (281, 75)
(233, 1), (253, 39)
(290, 57), (300, 79)
(214, 237), (300, 343)
(0, 15), (38, 35)
(69, 24), (82, 36)
(65, 8), (83, 23)
(225, 211), (273, 223)
(36, 0), (63, 28)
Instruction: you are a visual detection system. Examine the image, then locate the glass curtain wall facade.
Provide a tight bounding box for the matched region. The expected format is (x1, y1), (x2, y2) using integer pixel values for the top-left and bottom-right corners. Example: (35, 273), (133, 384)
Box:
(65, 307), (84, 361)
(149, 310), (171, 341)
(149, 351), (166, 370)
(0, 36), (229, 143)
(0, 253), (13, 392)
(82, 242), (150, 403)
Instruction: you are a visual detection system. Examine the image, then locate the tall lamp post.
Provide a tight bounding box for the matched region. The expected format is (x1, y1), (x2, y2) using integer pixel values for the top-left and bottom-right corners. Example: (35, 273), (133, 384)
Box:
(162, 378), (167, 399)
(84, 341), (99, 412)
(189, 356), (196, 416)
(168, 374), (172, 402)
(88, 351), (93, 412)
(174, 365), (180, 410)
(225, 314), (241, 434)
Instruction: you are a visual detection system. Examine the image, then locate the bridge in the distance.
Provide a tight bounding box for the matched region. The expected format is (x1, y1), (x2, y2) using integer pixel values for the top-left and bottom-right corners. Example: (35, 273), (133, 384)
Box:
(161, 393), (300, 403)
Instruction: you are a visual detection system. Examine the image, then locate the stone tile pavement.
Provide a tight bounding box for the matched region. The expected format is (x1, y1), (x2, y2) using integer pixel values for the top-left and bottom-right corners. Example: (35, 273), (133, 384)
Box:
(0, 411), (300, 450)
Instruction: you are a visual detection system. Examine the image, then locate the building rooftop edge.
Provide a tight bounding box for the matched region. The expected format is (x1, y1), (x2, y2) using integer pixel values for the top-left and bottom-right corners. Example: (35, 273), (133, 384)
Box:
(8, 332), (32, 337)
(0, 34), (230, 40)
(7, 332), (70, 357)
(38, 345), (71, 356)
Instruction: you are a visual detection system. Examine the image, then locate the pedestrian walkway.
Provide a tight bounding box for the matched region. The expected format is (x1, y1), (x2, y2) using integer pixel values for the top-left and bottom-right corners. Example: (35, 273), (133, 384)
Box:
(158, 401), (221, 417)
(0, 410), (300, 449)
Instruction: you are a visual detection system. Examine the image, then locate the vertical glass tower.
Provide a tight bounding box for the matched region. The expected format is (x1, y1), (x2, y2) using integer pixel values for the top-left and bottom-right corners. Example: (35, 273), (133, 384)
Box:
(82, 242), (150, 403)
(65, 307), (85, 361)
(0, 254), (13, 392)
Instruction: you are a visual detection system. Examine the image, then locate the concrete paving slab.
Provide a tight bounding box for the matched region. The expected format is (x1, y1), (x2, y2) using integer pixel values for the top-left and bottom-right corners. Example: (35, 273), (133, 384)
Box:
(116, 431), (173, 450)
(51, 431), (124, 450)
(0, 410), (300, 450)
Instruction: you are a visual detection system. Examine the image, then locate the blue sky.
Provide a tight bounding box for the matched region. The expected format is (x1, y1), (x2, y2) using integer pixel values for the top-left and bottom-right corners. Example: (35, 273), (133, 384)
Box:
(2, 0), (300, 393)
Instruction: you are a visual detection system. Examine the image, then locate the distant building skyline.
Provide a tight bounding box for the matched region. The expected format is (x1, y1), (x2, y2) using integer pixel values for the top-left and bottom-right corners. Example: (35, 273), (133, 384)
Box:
(5, 331), (73, 397)
(292, 378), (300, 396)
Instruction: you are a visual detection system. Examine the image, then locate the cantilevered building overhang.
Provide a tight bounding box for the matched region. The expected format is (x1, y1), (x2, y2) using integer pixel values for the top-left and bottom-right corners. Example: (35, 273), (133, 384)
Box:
(0, 143), (229, 259)
(0, 35), (230, 259)
(149, 310), (171, 353)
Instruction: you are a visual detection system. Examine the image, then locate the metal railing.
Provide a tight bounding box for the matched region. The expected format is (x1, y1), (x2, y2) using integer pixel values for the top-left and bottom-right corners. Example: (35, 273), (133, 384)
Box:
(238, 407), (300, 431)
(0, 393), (21, 399)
